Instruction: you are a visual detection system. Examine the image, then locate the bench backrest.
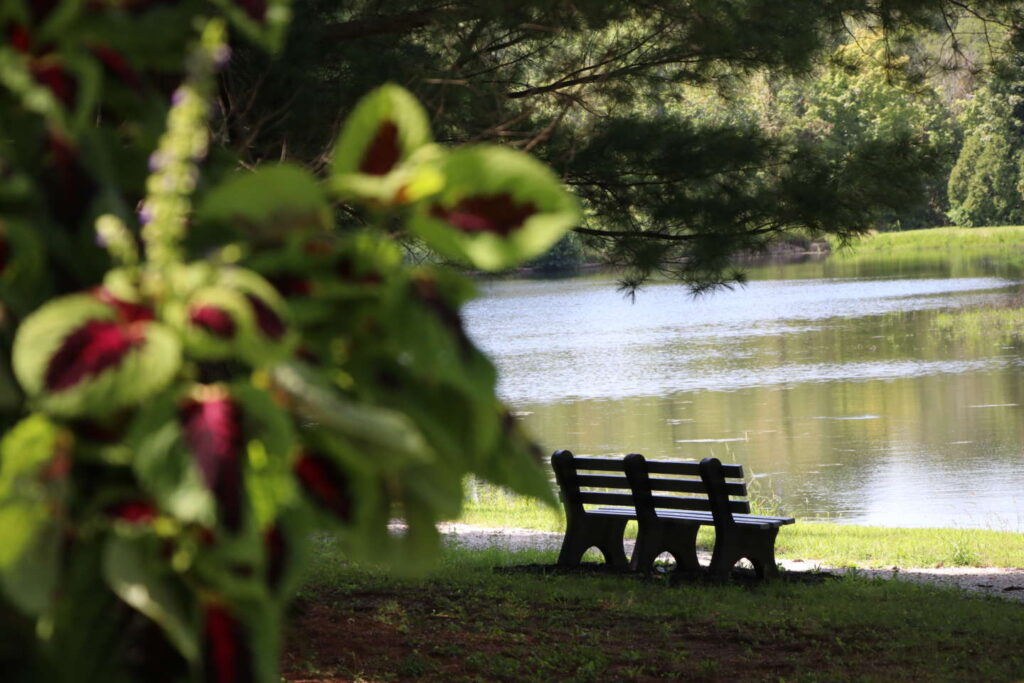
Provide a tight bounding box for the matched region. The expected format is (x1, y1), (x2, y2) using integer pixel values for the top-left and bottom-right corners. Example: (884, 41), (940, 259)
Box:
(551, 450), (751, 522)
(551, 450), (635, 511)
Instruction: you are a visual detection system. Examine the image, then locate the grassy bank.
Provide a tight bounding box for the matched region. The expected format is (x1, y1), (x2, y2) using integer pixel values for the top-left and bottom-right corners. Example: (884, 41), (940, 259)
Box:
(285, 540), (1024, 682)
(458, 485), (1024, 568)
(828, 225), (1024, 341)
(829, 225), (1024, 256)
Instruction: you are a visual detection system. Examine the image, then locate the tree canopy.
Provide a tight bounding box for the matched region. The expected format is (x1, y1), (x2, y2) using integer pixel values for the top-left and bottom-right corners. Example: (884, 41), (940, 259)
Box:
(222, 0), (1024, 289)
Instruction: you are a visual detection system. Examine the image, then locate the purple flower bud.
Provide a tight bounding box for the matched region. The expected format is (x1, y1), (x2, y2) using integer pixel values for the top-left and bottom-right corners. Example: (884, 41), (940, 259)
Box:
(171, 87), (187, 106)
(148, 151), (166, 173)
(213, 46), (232, 68)
(138, 203), (153, 225)
(95, 231), (108, 248)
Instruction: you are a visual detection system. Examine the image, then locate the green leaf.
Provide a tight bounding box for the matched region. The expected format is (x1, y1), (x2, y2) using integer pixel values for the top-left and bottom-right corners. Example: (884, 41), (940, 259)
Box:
(1, 514), (60, 617)
(271, 361), (435, 467)
(330, 83), (438, 205)
(475, 413), (557, 507)
(47, 543), (135, 683)
(409, 145), (581, 271)
(0, 416), (68, 615)
(0, 47), (67, 133)
(0, 219), (51, 318)
(196, 163), (331, 241)
(102, 534), (198, 663)
(209, 0), (292, 52)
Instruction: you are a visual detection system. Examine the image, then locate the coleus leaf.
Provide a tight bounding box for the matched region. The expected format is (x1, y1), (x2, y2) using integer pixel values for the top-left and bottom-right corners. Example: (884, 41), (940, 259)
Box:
(409, 145), (581, 271)
(330, 83), (441, 205)
(475, 410), (557, 506)
(179, 387), (246, 533)
(13, 289), (182, 418)
(169, 267), (296, 366)
(131, 382), (295, 534)
(196, 163), (331, 243)
(201, 601), (254, 683)
(256, 508), (310, 598)
(293, 452), (352, 522)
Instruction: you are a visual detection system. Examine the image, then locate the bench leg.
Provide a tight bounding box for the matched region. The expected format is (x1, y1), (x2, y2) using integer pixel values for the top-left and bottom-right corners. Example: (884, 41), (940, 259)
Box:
(557, 517), (629, 568)
(630, 522), (700, 573)
(708, 527), (781, 580)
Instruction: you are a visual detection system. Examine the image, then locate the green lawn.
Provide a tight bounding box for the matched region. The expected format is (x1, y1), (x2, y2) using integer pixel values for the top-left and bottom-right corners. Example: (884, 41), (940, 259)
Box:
(459, 485), (1024, 569)
(829, 225), (1024, 255)
(285, 540), (1024, 682)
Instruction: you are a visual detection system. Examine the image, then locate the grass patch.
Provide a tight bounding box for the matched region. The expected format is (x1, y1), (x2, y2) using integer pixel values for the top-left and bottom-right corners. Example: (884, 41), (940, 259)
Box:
(933, 302), (1024, 342)
(458, 484), (1024, 568)
(829, 225), (1024, 256)
(284, 540), (1024, 682)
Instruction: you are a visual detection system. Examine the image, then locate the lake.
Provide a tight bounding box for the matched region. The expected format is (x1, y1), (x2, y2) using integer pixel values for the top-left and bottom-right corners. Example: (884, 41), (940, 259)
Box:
(462, 256), (1024, 530)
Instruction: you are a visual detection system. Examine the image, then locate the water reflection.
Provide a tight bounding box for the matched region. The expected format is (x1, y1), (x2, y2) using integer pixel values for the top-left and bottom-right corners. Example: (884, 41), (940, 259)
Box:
(463, 263), (1024, 530)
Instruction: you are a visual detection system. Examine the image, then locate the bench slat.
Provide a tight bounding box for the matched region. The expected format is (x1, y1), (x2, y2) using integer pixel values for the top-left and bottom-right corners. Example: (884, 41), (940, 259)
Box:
(585, 507), (793, 529)
(568, 456), (745, 481)
(569, 457), (631, 472)
(647, 476), (746, 496)
(578, 491), (634, 507)
(574, 474), (631, 490)
(645, 459), (744, 478)
(655, 510), (787, 529)
(650, 494), (750, 514)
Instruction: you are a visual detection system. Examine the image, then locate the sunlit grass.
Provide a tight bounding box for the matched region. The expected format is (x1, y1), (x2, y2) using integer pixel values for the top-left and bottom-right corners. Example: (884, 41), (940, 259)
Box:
(456, 482), (1024, 568)
(934, 303), (1024, 341)
(829, 225), (1024, 255)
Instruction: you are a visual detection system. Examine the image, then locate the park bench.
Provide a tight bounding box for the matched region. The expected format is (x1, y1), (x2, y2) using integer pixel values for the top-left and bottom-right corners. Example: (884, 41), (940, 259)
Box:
(550, 449), (795, 579)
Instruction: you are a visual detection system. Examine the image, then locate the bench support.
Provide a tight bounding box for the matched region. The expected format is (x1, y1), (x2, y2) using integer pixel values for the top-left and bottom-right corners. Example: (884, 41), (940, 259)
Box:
(552, 450), (629, 568)
(707, 526), (781, 579)
(556, 515), (630, 568)
(700, 457), (781, 579)
(629, 520), (700, 573)
(624, 453), (701, 573)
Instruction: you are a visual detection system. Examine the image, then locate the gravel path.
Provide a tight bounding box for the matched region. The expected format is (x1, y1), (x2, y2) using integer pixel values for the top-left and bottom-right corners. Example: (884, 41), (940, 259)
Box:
(436, 522), (1024, 602)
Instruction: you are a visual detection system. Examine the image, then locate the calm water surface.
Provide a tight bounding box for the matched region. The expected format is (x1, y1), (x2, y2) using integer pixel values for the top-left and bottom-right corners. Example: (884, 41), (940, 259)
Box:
(463, 258), (1024, 530)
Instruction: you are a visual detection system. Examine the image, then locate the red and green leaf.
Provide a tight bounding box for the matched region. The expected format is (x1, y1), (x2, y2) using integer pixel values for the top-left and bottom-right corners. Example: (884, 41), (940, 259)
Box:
(179, 390), (246, 533)
(330, 84), (439, 205)
(13, 291), (182, 418)
(293, 452), (351, 522)
(409, 145), (580, 271)
(202, 602), (254, 683)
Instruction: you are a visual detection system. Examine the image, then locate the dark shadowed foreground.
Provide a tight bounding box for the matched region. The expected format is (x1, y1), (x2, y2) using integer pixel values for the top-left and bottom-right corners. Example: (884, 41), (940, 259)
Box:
(281, 546), (1024, 682)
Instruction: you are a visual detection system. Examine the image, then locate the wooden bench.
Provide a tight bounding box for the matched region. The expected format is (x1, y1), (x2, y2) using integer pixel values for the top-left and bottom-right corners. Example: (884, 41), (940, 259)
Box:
(551, 449), (795, 579)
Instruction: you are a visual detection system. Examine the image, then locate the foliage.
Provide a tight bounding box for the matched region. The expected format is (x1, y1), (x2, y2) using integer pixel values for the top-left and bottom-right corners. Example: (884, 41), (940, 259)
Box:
(947, 55), (1024, 227)
(218, 0), (1024, 290)
(525, 232), (586, 274)
(0, 2), (578, 681)
(796, 29), (957, 229)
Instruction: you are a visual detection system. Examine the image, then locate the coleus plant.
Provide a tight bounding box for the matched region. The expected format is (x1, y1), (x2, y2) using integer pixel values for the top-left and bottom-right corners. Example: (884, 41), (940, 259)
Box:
(0, 2), (578, 681)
